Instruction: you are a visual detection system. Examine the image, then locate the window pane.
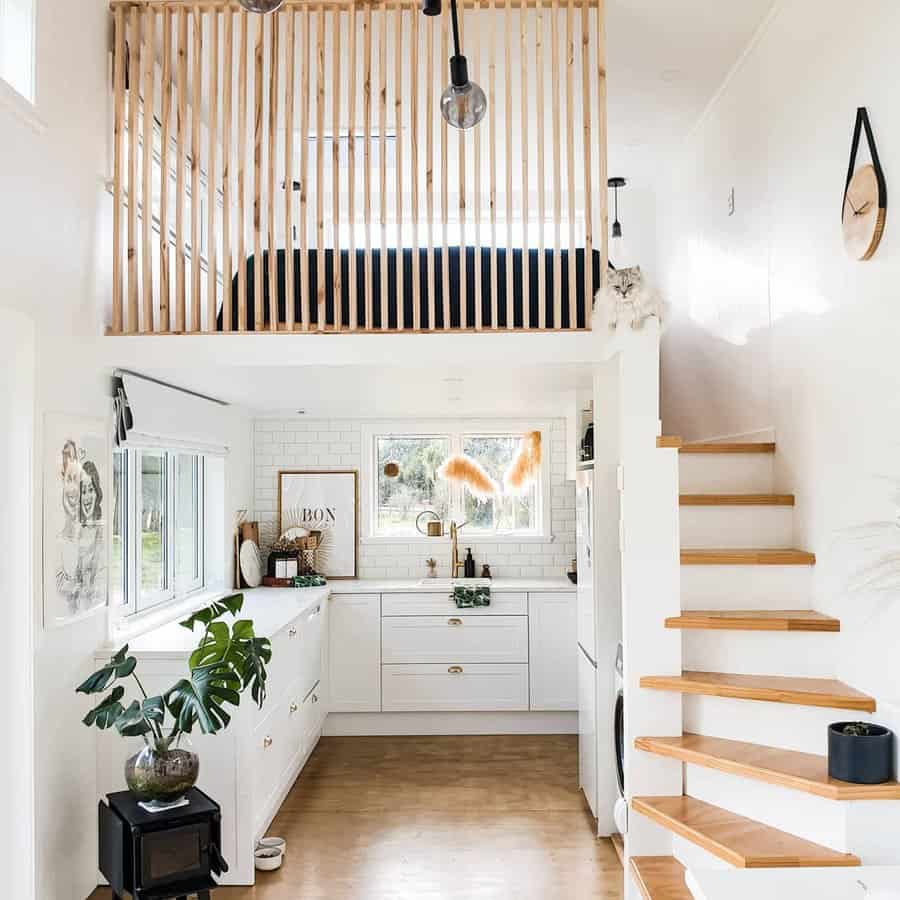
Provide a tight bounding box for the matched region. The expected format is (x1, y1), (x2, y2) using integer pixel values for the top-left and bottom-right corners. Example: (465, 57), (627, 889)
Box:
(110, 451), (126, 606)
(175, 454), (201, 586)
(376, 437), (451, 534)
(140, 450), (167, 601)
(462, 435), (538, 533)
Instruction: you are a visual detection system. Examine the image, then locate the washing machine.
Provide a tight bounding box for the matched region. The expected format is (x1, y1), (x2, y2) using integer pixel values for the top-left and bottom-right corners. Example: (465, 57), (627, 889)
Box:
(613, 641), (627, 834)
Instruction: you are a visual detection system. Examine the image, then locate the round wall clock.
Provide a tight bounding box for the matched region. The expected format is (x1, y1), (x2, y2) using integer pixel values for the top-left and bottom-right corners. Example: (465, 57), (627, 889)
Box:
(842, 108), (887, 261)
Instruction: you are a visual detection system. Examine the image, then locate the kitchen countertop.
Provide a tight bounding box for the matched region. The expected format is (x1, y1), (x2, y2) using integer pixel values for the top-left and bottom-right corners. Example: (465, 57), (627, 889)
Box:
(100, 578), (573, 659)
(328, 577), (576, 593)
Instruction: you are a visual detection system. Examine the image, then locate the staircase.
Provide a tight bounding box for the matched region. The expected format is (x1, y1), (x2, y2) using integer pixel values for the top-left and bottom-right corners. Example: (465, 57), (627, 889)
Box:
(627, 440), (900, 900)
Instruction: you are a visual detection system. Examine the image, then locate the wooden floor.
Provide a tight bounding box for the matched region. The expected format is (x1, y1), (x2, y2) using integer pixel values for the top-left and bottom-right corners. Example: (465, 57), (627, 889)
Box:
(90, 734), (622, 900)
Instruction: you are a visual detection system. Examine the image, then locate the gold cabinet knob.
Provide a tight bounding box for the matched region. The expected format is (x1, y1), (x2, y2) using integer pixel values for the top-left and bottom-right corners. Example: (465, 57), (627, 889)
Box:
(448, 617), (463, 626)
(263, 736), (273, 748)
(448, 665), (464, 674)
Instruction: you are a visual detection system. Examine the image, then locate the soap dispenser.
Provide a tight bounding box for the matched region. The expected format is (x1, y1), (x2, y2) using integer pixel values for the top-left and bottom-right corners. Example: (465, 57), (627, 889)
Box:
(464, 548), (476, 578)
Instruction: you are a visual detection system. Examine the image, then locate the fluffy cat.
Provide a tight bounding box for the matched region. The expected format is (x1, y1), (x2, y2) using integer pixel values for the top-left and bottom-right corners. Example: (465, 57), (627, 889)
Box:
(594, 266), (666, 330)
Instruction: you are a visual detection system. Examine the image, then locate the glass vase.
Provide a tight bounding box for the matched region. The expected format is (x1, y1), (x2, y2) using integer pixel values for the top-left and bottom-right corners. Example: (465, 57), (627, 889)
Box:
(124, 734), (199, 804)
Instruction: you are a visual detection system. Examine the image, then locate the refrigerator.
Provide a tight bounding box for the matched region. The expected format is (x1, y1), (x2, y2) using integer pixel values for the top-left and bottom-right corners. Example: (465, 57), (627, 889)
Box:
(575, 468), (598, 818)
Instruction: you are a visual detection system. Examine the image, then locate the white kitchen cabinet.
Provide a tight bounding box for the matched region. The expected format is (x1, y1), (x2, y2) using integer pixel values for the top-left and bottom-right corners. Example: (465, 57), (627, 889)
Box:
(578, 646), (598, 817)
(382, 663), (530, 711)
(328, 592), (381, 712)
(382, 615), (529, 665)
(528, 591), (577, 710)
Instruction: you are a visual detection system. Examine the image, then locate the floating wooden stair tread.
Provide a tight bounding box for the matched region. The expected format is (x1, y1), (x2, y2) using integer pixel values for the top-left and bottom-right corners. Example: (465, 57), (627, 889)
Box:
(635, 734), (900, 800)
(631, 795), (860, 868)
(680, 494), (794, 506)
(630, 856), (690, 900)
(657, 435), (684, 449)
(680, 442), (776, 454)
(681, 549), (816, 565)
(665, 610), (840, 632)
(610, 832), (625, 866)
(640, 671), (876, 712)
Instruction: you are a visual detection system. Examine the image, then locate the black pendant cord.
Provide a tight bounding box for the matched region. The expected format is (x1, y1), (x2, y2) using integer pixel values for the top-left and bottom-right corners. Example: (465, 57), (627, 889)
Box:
(449, 0), (462, 59)
(613, 186), (619, 224)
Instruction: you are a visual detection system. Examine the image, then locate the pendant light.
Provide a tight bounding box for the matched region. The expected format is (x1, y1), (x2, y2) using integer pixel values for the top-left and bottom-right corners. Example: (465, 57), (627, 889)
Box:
(608, 177), (626, 239)
(438, 0), (487, 130)
(238, 0), (284, 13)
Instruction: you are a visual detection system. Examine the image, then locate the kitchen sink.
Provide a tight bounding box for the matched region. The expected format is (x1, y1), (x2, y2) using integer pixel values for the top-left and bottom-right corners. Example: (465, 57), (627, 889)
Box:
(416, 578), (492, 588)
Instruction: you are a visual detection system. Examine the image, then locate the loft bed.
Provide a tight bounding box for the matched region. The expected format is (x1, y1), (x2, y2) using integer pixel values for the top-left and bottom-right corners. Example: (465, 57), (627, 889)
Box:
(216, 247), (603, 331)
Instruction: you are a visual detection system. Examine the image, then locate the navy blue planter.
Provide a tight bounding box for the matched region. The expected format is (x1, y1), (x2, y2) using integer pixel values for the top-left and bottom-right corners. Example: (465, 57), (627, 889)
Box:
(828, 723), (894, 784)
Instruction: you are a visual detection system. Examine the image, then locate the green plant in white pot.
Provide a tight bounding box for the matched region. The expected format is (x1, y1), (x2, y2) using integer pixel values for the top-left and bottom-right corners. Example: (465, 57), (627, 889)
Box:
(77, 593), (272, 805)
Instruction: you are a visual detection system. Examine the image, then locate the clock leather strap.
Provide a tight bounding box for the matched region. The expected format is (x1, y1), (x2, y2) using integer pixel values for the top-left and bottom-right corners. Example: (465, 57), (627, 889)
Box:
(844, 107), (887, 210)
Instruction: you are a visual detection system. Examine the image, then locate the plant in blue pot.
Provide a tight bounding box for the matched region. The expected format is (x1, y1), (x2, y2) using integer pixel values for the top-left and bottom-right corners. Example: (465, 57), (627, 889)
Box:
(77, 593), (272, 808)
(828, 721), (895, 785)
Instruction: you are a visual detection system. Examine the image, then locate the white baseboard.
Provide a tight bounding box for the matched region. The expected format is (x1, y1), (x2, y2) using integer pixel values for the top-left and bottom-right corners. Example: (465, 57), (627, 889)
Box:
(324, 711), (578, 736)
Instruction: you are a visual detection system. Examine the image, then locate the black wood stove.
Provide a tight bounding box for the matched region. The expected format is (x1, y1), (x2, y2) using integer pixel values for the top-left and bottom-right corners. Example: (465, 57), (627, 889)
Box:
(98, 787), (228, 900)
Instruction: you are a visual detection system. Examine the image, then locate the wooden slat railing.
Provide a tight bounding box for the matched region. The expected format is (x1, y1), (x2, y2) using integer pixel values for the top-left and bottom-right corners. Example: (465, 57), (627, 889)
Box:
(108, 0), (606, 334)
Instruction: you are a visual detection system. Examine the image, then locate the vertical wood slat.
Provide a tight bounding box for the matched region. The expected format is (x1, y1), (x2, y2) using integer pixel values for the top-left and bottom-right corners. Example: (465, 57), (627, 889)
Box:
(565, 0), (576, 331)
(283, 9), (295, 331)
(472, 0), (481, 330)
(394, 0), (403, 330)
(378, 4), (388, 330)
(580, 0), (592, 328)
(519, 0), (529, 329)
(550, 0), (561, 329)
(222, 9), (233, 333)
(267, 12), (280, 332)
(347, 2), (358, 330)
(112, 7), (125, 334)
(159, 8), (172, 333)
(535, 0), (546, 330)
(425, 10), (435, 330)
(175, 8), (188, 332)
(332, 5), (343, 329)
(191, 8), (202, 333)
(253, 16), (264, 331)
(299, 6), (310, 329)
(127, 6), (140, 333)
(362, 3), (372, 329)
(488, 0), (498, 329)
(315, 4), (326, 329)
(207, 9), (219, 333)
(503, 0), (512, 329)
(141, 8), (155, 333)
(597, 0), (608, 298)
(410, 7), (420, 330)
(440, 10), (450, 330)
(458, 2), (466, 329)
(237, 10), (248, 331)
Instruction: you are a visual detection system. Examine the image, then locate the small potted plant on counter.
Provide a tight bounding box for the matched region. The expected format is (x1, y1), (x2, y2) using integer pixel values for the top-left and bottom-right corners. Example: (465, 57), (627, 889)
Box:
(77, 593), (272, 809)
(828, 721), (895, 784)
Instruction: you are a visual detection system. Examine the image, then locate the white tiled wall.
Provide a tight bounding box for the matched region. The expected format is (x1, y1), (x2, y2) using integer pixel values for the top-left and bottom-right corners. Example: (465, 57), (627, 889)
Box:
(253, 417), (575, 579)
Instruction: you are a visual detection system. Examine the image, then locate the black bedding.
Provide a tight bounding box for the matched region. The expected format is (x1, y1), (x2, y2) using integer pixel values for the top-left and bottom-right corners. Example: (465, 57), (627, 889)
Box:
(217, 246), (602, 331)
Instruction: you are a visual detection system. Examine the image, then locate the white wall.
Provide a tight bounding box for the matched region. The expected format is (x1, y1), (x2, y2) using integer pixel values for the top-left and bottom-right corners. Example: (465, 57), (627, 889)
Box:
(253, 417), (575, 580)
(656, 0), (900, 731)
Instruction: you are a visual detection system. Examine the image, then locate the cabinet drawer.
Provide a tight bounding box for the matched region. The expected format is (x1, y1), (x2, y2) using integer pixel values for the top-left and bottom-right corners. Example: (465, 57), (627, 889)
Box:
(301, 680), (326, 752)
(382, 664), (529, 711)
(251, 621), (301, 731)
(298, 599), (325, 700)
(382, 615), (528, 664)
(251, 699), (291, 832)
(381, 591), (527, 616)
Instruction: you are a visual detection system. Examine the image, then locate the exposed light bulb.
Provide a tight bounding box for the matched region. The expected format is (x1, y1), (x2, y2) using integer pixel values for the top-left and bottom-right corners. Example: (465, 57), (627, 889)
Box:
(238, 0), (285, 13)
(440, 80), (487, 130)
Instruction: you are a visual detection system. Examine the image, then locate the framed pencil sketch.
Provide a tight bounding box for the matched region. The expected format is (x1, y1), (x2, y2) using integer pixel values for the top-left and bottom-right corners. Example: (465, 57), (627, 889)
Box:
(43, 413), (109, 626)
(278, 470), (359, 579)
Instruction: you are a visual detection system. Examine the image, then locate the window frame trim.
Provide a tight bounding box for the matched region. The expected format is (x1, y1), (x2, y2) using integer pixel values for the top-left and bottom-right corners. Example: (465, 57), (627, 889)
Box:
(360, 419), (553, 545)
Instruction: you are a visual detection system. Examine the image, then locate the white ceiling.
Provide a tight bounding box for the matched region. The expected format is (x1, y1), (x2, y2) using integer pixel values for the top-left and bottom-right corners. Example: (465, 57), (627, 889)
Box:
(138, 363), (594, 418)
(605, 0), (774, 177)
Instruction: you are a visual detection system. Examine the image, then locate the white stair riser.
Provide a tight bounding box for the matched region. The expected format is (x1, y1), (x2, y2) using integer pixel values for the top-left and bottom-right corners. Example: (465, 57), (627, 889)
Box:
(671, 834), (732, 873)
(681, 631), (838, 679)
(682, 695), (877, 756)
(684, 764), (849, 854)
(679, 505), (794, 549)
(681, 565), (814, 610)
(679, 453), (775, 494)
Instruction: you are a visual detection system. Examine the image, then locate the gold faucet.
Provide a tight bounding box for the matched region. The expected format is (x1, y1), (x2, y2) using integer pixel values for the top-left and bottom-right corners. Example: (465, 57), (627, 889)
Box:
(449, 520), (467, 579)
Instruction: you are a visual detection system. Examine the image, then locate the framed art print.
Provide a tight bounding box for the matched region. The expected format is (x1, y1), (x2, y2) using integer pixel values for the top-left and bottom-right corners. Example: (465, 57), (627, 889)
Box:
(278, 470), (358, 579)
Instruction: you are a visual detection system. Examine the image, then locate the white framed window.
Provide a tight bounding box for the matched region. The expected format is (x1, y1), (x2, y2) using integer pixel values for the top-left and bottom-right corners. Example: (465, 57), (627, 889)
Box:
(362, 421), (551, 542)
(0, 0), (35, 104)
(111, 446), (206, 615)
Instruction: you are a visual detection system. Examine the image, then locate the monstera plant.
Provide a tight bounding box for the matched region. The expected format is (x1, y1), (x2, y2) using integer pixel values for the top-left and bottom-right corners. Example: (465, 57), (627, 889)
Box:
(77, 593), (272, 804)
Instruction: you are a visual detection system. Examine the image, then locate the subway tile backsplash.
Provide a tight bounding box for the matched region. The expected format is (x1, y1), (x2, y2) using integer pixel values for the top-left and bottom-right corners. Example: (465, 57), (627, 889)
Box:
(252, 418), (575, 580)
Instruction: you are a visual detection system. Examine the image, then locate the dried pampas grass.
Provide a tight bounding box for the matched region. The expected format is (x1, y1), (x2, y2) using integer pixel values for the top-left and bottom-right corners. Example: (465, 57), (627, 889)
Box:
(504, 431), (542, 494)
(438, 454), (499, 502)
